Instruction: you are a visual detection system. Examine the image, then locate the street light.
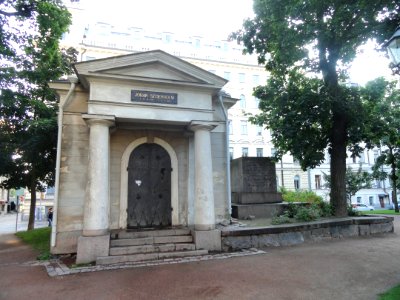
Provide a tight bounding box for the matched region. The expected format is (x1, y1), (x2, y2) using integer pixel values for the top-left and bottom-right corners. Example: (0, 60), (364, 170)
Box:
(386, 27), (400, 67)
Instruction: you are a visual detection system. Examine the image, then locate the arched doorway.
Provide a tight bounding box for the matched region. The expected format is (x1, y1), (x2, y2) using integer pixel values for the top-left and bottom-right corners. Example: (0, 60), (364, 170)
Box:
(127, 143), (172, 228)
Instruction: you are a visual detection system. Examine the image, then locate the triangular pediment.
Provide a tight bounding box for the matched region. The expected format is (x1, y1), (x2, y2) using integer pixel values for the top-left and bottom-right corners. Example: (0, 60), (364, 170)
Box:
(74, 50), (227, 90)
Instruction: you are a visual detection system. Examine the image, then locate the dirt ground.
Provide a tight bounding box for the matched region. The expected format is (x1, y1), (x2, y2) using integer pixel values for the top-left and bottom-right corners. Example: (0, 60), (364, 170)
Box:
(1, 216), (400, 300)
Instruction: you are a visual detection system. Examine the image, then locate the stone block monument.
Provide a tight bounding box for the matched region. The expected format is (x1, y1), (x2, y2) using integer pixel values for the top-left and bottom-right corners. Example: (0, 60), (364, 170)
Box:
(231, 157), (283, 219)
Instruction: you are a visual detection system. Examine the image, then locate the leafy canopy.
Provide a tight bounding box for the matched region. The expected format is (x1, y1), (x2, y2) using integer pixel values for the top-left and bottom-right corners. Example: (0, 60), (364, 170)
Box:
(0, 0), (76, 229)
(232, 0), (399, 217)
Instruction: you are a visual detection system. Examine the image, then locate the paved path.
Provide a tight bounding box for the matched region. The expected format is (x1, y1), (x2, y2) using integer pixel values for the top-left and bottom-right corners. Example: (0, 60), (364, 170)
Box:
(1, 216), (400, 300)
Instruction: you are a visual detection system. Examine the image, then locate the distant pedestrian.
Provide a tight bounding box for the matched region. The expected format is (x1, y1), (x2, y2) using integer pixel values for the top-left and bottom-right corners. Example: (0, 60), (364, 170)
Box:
(47, 208), (53, 227)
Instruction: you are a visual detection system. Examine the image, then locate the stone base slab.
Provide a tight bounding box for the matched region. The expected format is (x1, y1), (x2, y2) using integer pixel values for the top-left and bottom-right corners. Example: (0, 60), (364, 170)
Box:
(221, 216), (394, 251)
(232, 203), (286, 219)
(193, 229), (221, 251)
(232, 192), (283, 204)
(76, 235), (110, 264)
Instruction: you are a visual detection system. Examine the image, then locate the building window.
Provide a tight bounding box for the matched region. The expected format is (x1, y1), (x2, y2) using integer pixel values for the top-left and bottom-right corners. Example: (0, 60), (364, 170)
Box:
(376, 180), (381, 189)
(293, 158), (300, 165)
(224, 71), (231, 80)
(369, 196), (374, 205)
(315, 175), (321, 189)
(256, 148), (263, 157)
(194, 38), (201, 48)
(373, 150), (379, 162)
(229, 147), (234, 160)
(294, 175), (300, 190)
(357, 196), (362, 203)
(239, 73), (245, 83)
(242, 147), (248, 157)
(254, 97), (260, 108)
(271, 148), (276, 156)
(228, 120), (233, 135)
(256, 125), (262, 136)
(359, 152), (365, 163)
(240, 120), (248, 135)
(239, 94), (246, 108)
(253, 74), (260, 85)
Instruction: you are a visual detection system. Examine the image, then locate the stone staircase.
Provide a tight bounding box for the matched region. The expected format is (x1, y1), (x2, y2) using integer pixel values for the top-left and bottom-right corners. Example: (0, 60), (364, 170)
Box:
(96, 228), (208, 265)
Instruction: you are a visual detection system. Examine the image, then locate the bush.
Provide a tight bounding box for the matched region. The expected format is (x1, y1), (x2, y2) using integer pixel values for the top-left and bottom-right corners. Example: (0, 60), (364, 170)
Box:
(295, 205), (321, 222)
(347, 205), (361, 216)
(280, 188), (323, 204)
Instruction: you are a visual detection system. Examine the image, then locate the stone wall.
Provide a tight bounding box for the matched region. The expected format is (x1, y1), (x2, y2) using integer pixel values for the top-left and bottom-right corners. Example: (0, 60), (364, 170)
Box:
(221, 216), (394, 251)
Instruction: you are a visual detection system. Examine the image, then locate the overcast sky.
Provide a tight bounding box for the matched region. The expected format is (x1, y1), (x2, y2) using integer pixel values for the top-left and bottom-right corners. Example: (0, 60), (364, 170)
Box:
(77, 0), (254, 39)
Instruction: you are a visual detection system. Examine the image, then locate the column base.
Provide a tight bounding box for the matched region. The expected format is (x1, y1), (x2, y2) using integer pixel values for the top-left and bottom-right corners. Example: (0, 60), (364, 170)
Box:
(193, 229), (221, 251)
(76, 235), (110, 264)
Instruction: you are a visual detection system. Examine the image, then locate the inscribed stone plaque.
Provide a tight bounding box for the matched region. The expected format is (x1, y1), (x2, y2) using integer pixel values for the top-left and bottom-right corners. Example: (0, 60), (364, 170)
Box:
(131, 90), (178, 105)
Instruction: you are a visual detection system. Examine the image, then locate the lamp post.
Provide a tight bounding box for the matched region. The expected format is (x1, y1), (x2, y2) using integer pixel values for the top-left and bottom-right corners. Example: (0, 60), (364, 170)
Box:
(386, 27), (400, 70)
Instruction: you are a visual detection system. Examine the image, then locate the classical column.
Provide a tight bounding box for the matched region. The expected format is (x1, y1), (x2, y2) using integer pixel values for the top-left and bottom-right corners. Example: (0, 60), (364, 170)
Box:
(189, 121), (218, 231)
(82, 115), (115, 236)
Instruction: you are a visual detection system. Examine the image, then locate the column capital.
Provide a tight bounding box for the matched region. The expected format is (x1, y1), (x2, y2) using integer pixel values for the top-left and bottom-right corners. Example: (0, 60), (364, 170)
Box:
(82, 114), (115, 127)
(189, 121), (219, 132)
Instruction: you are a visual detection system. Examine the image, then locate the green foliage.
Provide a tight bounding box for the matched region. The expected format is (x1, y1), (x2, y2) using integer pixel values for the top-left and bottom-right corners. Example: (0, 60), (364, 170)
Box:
(231, 0), (399, 217)
(273, 199), (333, 225)
(364, 78), (400, 212)
(323, 165), (373, 202)
(347, 205), (361, 217)
(280, 188), (323, 203)
(363, 210), (400, 215)
(378, 284), (400, 300)
(0, 0), (76, 229)
(294, 205), (321, 222)
(16, 227), (52, 260)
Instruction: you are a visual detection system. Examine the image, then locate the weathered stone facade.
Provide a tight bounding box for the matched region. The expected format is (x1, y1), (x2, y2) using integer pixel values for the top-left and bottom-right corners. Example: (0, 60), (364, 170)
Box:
(50, 51), (236, 260)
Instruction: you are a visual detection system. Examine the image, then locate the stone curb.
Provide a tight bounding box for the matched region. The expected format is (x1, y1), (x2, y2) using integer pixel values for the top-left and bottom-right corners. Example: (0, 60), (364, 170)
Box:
(41, 249), (266, 277)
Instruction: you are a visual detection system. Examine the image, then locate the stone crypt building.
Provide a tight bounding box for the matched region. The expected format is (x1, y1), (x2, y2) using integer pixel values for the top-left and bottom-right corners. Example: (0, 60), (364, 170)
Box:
(50, 50), (236, 263)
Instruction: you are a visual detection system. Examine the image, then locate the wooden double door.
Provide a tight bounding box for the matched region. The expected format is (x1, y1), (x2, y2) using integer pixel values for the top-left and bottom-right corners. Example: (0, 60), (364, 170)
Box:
(127, 143), (172, 228)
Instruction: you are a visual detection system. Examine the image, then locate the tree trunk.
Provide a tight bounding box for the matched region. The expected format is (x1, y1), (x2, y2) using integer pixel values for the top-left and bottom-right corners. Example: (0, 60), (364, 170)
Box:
(330, 113), (348, 217)
(27, 179), (37, 230)
(389, 147), (399, 213)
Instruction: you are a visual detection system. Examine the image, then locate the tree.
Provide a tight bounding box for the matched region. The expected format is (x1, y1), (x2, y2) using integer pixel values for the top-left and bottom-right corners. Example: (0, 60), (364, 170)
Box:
(323, 165), (373, 204)
(364, 78), (400, 212)
(231, 0), (399, 217)
(0, 0), (76, 229)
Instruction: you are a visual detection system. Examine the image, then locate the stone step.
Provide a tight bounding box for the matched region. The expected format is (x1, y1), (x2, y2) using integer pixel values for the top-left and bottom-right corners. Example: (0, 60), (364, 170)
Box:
(110, 237), (154, 247)
(112, 228), (191, 239)
(110, 235), (193, 247)
(109, 243), (196, 256)
(97, 249), (208, 265)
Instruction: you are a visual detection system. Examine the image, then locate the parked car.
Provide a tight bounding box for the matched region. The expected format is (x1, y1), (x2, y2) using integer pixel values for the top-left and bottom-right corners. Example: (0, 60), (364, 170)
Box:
(352, 203), (375, 211)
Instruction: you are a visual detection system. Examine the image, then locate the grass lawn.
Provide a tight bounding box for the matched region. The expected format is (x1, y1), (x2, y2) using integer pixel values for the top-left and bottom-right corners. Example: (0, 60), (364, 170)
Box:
(379, 284), (400, 300)
(15, 227), (52, 260)
(361, 210), (400, 215)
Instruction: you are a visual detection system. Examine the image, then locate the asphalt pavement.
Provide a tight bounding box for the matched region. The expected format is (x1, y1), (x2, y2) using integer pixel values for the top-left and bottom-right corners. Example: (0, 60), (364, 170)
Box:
(0, 215), (400, 300)
(0, 212), (47, 234)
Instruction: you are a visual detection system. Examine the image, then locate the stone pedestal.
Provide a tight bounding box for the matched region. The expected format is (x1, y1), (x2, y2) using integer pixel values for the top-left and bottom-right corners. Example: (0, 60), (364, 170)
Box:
(231, 157), (283, 219)
(193, 229), (221, 251)
(76, 235), (110, 264)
